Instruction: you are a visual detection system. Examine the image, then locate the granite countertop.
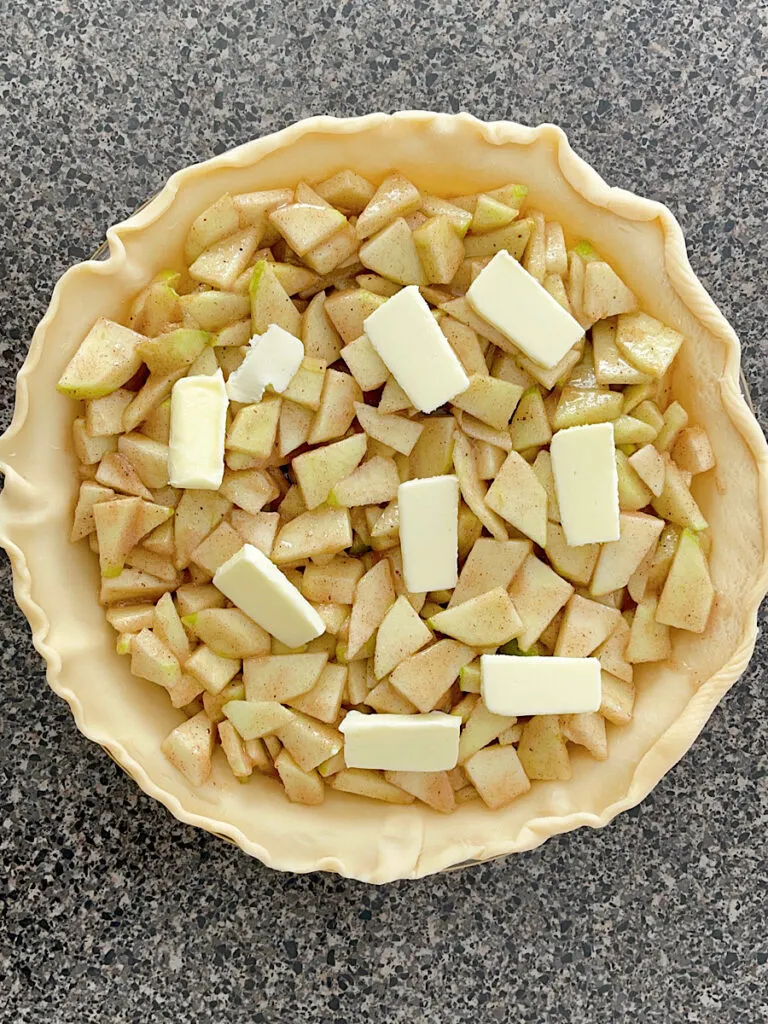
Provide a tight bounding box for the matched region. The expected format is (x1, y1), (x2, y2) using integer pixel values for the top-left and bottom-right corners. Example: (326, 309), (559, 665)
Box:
(2, 2), (767, 1021)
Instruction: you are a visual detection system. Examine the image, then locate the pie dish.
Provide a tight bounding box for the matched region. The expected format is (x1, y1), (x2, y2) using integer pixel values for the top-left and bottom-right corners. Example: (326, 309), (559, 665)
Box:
(1, 111), (766, 883)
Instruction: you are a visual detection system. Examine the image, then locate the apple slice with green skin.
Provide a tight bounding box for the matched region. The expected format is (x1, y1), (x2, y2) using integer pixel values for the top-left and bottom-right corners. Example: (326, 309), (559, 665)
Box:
(329, 768), (415, 804)
(130, 627), (181, 689)
(57, 319), (146, 400)
(324, 289), (386, 344)
(545, 523), (599, 587)
(552, 387), (623, 430)
(671, 426), (716, 476)
(153, 591), (191, 662)
(161, 710), (216, 786)
(385, 770), (456, 813)
(591, 511), (665, 596)
(184, 193), (239, 262)
(180, 290), (250, 331)
(274, 749), (325, 805)
(518, 715), (572, 780)
(485, 450), (548, 546)
(626, 596), (671, 662)
(93, 498), (142, 577)
(286, 663), (347, 724)
(508, 554), (574, 651)
(654, 400), (689, 452)
(651, 456), (708, 530)
(355, 172), (422, 240)
(276, 710), (343, 772)
(449, 538), (530, 608)
(554, 594), (622, 657)
(611, 416), (658, 446)
(308, 369), (362, 444)
(223, 699), (293, 740)
(470, 194), (518, 233)
(244, 653), (328, 702)
(390, 639), (475, 713)
(138, 328), (212, 375)
(614, 311), (684, 378)
(463, 218), (533, 261)
(271, 506), (352, 564)
(656, 529), (714, 633)
(413, 215), (465, 285)
(293, 433), (367, 509)
(340, 335), (389, 391)
(452, 374), (523, 431)
(429, 587), (522, 647)
(302, 291), (343, 364)
(373, 595), (433, 679)
(346, 559), (395, 659)
(249, 260), (301, 337)
(420, 194), (473, 235)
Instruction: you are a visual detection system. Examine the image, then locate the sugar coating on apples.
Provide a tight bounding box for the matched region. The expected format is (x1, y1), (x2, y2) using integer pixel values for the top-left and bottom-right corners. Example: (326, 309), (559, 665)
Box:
(58, 170), (716, 810)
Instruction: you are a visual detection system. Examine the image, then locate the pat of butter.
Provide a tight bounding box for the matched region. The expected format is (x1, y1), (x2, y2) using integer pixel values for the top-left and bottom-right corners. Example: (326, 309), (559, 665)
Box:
(227, 324), (304, 403)
(467, 250), (584, 369)
(364, 285), (469, 413)
(481, 655), (601, 716)
(213, 543), (325, 648)
(550, 422), (620, 545)
(168, 369), (228, 489)
(340, 710), (460, 771)
(398, 476), (459, 593)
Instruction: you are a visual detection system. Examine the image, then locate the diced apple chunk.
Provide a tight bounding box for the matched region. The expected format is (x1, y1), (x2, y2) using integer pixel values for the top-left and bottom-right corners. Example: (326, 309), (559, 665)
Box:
(656, 529), (714, 633)
(464, 745), (531, 808)
(429, 587), (522, 647)
(161, 710), (216, 786)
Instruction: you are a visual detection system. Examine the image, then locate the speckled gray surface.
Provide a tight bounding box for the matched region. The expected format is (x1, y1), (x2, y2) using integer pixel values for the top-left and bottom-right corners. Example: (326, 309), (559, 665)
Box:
(2, 2), (767, 1021)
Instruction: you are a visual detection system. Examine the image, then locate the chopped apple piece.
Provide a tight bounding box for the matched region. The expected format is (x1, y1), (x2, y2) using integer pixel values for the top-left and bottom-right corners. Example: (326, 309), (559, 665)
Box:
(614, 311), (684, 378)
(219, 468), (279, 517)
(286, 662), (347, 724)
(190, 522), (244, 576)
(248, 260), (301, 337)
(531, 450), (561, 523)
(452, 374), (522, 431)
(651, 456), (708, 531)
(554, 595), (621, 657)
(281, 357), (326, 411)
(71, 481), (116, 542)
(671, 426), (716, 476)
(226, 395), (281, 460)
(629, 444), (666, 496)
(293, 433), (367, 509)
(384, 770), (456, 813)
(615, 449), (653, 511)
(95, 452), (153, 500)
(340, 334), (389, 391)
(626, 596), (671, 662)
(593, 615), (633, 683)
(243, 652), (327, 702)
(324, 289), (386, 343)
(185, 644), (240, 695)
(457, 700), (516, 763)
(508, 554), (574, 651)
(429, 587), (522, 646)
(545, 523), (599, 587)
(354, 403), (423, 456)
(654, 401), (689, 452)
(308, 369), (362, 444)
(355, 172), (421, 240)
(85, 389), (134, 438)
(373, 595), (433, 679)
(440, 318), (487, 375)
(302, 290), (343, 363)
(562, 711), (608, 760)
(273, 749), (325, 805)
(153, 591), (191, 662)
(509, 387), (552, 451)
(161, 710), (215, 786)
(186, 607), (270, 659)
(278, 400), (313, 458)
(93, 498), (143, 578)
(58, 319), (145, 400)
(117, 433), (169, 490)
(517, 715), (571, 780)
(329, 768), (415, 804)
(100, 568), (173, 605)
(452, 433), (509, 541)
(72, 418), (117, 466)
(552, 388), (623, 430)
(359, 217), (426, 286)
(656, 529), (714, 633)
(346, 559), (395, 659)
(591, 317), (649, 386)
(449, 538), (530, 608)
(270, 506), (351, 564)
(463, 218), (532, 260)
(583, 262), (637, 321)
(599, 671), (635, 725)
(413, 215), (465, 285)
(464, 745), (530, 808)
(485, 450), (547, 546)
(314, 170), (375, 212)
(390, 639), (474, 713)
(276, 710), (343, 772)
(269, 201), (346, 256)
(105, 603), (155, 633)
(224, 699), (292, 741)
(590, 511), (665, 596)
(329, 455), (400, 507)
(301, 556), (363, 605)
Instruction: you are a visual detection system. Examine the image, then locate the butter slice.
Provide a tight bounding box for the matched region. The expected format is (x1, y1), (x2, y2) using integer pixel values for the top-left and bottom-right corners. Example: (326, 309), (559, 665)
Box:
(168, 369), (228, 489)
(213, 543), (325, 648)
(398, 475), (459, 593)
(550, 422), (620, 545)
(340, 710), (460, 771)
(481, 655), (601, 716)
(227, 324), (304, 403)
(364, 285), (469, 412)
(467, 250), (583, 369)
